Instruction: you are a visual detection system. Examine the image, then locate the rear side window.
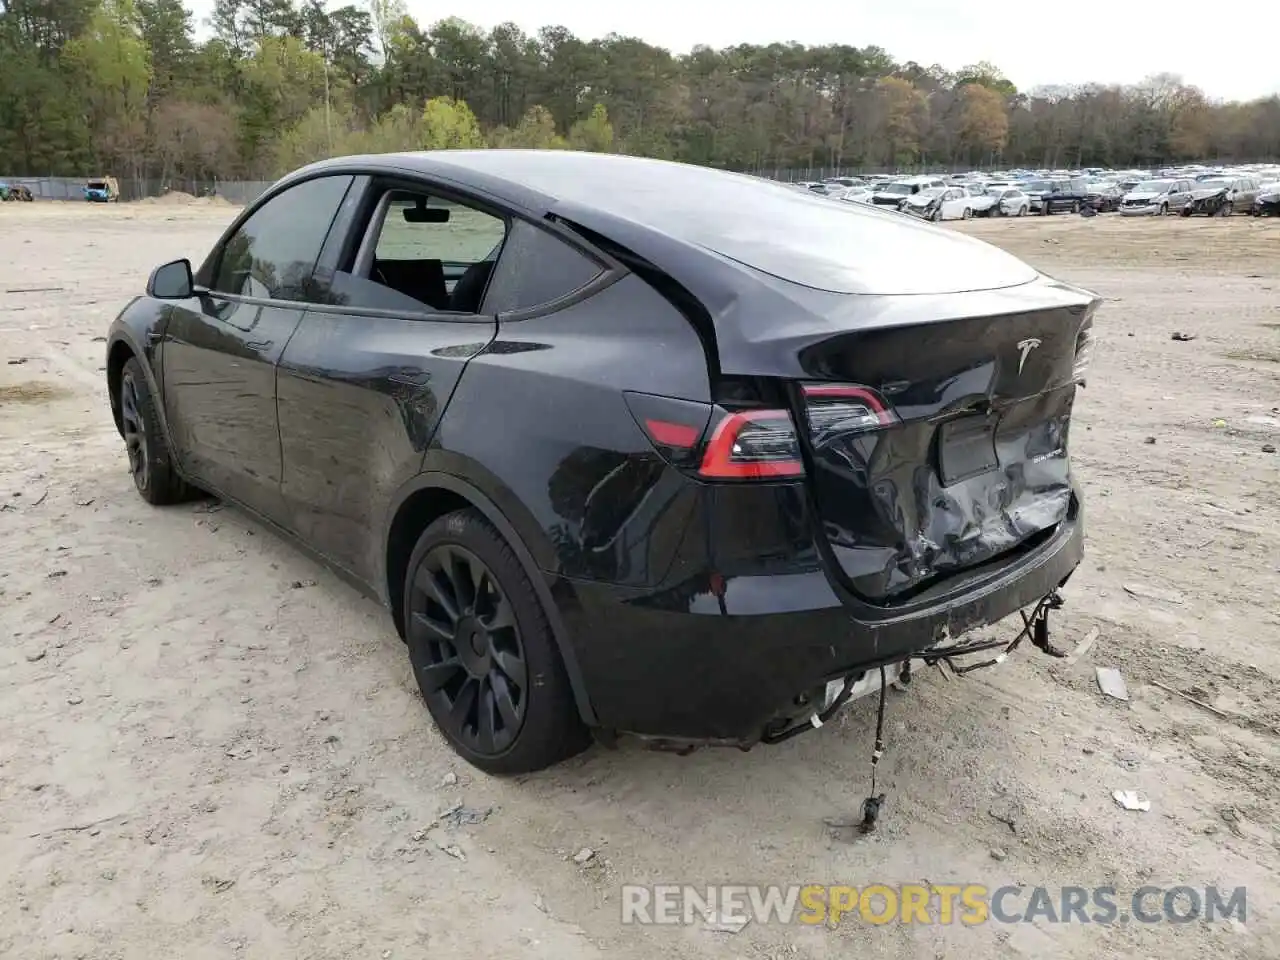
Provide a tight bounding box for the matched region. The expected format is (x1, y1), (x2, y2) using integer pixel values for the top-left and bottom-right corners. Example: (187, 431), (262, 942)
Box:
(213, 175), (353, 301)
(482, 219), (605, 315)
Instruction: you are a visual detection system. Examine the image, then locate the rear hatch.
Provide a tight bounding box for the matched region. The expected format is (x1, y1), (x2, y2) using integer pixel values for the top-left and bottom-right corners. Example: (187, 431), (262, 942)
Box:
(782, 295), (1094, 601)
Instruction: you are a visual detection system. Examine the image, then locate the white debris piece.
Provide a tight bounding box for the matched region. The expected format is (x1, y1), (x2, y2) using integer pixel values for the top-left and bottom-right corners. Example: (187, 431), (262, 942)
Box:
(1112, 790), (1151, 812)
(1096, 667), (1130, 701)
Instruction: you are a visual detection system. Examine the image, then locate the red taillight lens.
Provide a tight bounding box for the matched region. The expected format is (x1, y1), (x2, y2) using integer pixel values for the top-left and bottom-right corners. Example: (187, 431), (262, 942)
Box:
(624, 391), (714, 469)
(697, 385), (896, 480)
(698, 410), (804, 478)
(643, 418), (701, 449)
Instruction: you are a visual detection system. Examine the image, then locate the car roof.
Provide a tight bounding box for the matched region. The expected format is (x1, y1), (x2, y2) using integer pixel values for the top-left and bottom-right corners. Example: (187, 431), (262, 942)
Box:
(286, 149), (1036, 298)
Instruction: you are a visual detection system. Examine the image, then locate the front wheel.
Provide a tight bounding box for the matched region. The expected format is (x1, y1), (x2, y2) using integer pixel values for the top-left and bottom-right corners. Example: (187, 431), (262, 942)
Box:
(119, 357), (194, 505)
(1016, 204), (1026, 217)
(1219, 201), (1233, 217)
(404, 509), (591, 774)
(1159, 203), (1168, 216)
(962, 206), (973, 220)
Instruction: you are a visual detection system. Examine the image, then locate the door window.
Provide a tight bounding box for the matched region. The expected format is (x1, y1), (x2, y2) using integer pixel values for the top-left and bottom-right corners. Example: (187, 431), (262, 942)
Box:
(340, 189), (508, 314)
(212, 175), (354, 301)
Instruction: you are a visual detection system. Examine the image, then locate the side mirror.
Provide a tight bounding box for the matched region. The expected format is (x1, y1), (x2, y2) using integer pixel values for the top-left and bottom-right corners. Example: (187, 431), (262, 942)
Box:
(147, 259), (194, 299)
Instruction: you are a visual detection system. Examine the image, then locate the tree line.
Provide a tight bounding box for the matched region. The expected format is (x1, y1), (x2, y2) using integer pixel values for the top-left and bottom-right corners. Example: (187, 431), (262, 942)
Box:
(2, 0), (1278, 182)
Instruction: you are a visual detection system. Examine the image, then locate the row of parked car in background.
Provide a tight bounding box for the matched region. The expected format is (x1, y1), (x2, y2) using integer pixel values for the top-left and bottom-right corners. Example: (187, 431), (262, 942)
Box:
(0, 181), (35, 201)
(787, 163), (1280, 222)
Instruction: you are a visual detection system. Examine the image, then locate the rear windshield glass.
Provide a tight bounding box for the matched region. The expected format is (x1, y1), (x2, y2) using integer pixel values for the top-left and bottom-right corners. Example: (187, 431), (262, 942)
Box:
(580, 173), (1037, 293)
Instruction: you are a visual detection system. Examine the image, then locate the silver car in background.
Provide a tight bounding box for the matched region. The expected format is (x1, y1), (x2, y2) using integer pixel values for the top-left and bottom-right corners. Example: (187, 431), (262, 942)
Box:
(1120, 178), (1195, 216)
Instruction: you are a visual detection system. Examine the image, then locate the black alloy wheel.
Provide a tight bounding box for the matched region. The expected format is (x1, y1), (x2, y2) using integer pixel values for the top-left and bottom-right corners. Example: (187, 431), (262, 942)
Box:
(118, 356), (191, 505)
(403, 510), (590, 774)
(409, 543), (529, 756)
(121, 371), (150, 493)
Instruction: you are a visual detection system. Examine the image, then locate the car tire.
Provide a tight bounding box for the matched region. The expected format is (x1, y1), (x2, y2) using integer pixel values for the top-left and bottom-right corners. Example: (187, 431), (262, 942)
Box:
(1159, 203), (1168, 216)
(1071, 201), (1080, 214)
(403, 509), (591, 775)
(1219, 202), (1233, 217)
(1016, 204), (1026, 217)
(962, 207), (973, 220)
(119, 356), (194, 505)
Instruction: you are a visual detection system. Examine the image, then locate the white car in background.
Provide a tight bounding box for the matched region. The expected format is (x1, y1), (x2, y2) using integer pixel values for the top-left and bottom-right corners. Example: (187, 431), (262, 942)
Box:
(985, 186), (1031, 216)
(900, 186), (981, 221)
(959, 182), (1002, 216)
(868, 176), (946, 209)
(831, 185), (874, 203)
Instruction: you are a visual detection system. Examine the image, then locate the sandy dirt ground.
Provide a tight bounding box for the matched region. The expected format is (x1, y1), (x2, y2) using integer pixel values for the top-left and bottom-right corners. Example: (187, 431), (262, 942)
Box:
(2, 202), (1278, 960)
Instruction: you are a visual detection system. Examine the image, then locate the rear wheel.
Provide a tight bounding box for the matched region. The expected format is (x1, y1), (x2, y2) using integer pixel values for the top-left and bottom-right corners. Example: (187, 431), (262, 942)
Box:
(404, 509), (590, 774)
(119, 357), (193, 505)
(1071, 201), (1080, 214)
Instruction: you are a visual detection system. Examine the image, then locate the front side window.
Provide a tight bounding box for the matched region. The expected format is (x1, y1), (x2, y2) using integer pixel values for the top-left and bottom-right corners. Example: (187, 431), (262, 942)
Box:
(330, 187), (508, 315)
(212, 175), (353, 301)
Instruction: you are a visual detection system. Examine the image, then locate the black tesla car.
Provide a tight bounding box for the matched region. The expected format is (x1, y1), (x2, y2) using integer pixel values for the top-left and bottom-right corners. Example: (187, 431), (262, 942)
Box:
(106, 151), (1096, 774)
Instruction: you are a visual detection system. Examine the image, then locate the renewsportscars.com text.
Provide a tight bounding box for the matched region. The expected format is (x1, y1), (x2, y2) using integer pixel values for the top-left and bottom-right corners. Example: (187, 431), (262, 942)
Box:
(620, 884), (1247, 927)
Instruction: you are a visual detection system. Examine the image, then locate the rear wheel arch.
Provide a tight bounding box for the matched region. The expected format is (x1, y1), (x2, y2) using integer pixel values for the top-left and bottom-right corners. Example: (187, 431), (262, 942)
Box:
(383, 472), (597, 727)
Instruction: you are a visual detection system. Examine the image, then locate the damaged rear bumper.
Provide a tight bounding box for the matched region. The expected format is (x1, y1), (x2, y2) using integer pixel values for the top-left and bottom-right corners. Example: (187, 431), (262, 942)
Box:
(560, 489), (1084, 743)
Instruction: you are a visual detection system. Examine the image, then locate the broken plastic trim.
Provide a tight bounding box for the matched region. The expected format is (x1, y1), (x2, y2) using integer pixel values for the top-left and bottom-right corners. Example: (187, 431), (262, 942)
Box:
(921, 589), (1068, 675)
(761, 588), (1068, 749)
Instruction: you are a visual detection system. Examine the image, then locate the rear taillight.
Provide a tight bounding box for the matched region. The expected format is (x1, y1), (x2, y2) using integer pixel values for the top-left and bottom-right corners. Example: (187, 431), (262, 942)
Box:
(697, 385), (896, 480)
(622, 391), (714, 469)
(699, 410), (804, 478)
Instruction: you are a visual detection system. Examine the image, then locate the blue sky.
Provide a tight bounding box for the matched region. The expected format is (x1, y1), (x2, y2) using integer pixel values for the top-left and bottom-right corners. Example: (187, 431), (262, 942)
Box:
(185, 0), (1280, 103)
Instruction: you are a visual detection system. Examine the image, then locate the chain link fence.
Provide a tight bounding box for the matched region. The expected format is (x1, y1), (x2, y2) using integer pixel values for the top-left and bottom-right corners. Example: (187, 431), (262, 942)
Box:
(749, 165), (961, 183)
(0, 176), (273, 205)
(4, 167), (974, 203)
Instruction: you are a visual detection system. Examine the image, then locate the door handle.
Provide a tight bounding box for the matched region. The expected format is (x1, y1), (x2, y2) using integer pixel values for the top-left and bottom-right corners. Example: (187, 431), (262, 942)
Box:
(246, 340), (272, 350)
(146, 330), (163, 345)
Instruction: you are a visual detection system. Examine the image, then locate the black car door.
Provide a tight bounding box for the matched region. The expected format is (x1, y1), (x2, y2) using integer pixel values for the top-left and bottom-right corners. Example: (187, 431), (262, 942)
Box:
(274, 178), (510, 584)
(162, 174), (355, 522)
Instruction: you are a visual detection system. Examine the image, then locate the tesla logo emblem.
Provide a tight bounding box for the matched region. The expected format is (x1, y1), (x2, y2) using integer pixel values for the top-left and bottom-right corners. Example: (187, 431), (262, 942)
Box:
(1016, 338), (1042, 375)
